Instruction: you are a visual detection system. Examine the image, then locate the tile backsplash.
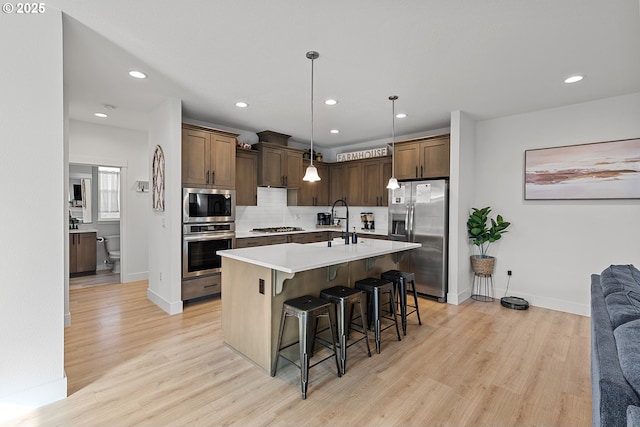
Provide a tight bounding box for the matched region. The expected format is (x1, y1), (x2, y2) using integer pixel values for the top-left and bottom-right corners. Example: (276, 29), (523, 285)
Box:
(236, 187), (388, 234)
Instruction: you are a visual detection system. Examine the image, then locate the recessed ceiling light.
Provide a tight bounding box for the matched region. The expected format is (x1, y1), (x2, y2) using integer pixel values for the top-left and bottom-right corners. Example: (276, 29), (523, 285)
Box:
(94, 112), (108, 118)
(128, 70), (147, 79)
(396, 113), (407, 119)
(330, 129), (339, 134)
(235, 102), (249, 108)
(564, 75), (584, 84)
(325, 99), (338, 105)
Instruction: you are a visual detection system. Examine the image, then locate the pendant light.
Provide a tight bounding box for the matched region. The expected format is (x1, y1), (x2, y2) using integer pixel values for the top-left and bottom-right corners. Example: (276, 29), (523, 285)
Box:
(303, 51), (321, 182)
(386, 95), (400, 190)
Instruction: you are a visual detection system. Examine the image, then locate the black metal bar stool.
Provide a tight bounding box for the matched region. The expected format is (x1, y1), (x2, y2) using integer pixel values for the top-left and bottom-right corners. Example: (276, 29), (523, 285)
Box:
(354, 278), (401, 354)
(271, 295), (341, 399)
(381, 270), (422, 335)
(319, 285), (372, 375)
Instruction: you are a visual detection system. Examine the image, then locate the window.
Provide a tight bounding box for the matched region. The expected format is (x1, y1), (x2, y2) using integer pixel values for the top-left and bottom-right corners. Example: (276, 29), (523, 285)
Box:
(98, 166), (120, 221)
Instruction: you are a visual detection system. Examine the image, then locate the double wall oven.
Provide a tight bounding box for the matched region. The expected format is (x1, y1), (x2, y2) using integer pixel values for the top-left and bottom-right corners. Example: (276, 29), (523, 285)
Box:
(182, 188), (235, 300)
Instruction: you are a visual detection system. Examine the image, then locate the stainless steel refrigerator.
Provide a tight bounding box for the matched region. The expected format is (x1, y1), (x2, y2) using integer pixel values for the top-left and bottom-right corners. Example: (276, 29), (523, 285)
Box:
(388, 179), (448, 302)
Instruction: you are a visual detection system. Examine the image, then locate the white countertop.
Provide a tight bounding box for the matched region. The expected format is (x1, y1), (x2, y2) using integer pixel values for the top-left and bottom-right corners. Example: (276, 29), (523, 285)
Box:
(69, 228), (99, 234)
(218, 238), (420, 273)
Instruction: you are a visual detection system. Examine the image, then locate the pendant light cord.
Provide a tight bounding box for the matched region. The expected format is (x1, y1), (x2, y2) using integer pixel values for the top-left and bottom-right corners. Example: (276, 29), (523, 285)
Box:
(389, 95), (398, 178)
(391, 97), (395, 177)
(310, 53), (315, 167)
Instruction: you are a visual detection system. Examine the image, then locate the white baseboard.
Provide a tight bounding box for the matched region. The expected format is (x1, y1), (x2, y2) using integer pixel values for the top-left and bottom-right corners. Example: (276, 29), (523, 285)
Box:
(147, 288), (183, 315)
(447, 287), (472, 305)
(0, 374), (67, 423)
(494, 287), (589, 316)
(124, 271), (148, 283)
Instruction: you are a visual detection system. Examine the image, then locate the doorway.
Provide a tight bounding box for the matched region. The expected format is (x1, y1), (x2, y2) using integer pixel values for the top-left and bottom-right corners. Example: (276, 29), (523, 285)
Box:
(69, 163), (123, 289)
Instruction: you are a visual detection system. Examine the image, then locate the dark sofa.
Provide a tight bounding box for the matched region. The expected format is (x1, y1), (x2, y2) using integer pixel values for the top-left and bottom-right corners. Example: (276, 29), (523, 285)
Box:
(591, 264), (640, 427)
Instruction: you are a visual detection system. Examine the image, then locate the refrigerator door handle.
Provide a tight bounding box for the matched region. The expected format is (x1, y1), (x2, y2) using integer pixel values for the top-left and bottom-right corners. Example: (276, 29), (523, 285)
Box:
(404, 204), (410, 240)
(408, 203), (415, 241)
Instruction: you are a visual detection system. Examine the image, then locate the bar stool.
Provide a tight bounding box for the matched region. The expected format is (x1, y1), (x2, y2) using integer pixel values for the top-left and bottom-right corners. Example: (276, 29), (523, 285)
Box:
(381, 270), (423, 335)
(271, 295), (341, 400)
(354, 278), (401, 354)
(319, 285), (372, 375)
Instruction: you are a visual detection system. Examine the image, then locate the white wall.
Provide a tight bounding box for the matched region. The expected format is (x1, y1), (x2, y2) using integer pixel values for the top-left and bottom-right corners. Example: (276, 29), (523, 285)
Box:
(0, 10), (67, 414)
(474, 92), (640, 315)
(147, 99), (183, 315)
(68, 120), (150, 282)
(448, 111), (477, 304)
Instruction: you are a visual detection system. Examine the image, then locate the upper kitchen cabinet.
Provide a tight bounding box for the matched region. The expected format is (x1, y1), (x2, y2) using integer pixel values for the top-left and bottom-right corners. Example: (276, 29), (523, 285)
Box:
(329, 161), (363, 206)
(297, 160), (329, 206)
(394, 134), (450, 180)
(182, 124), (238, 188)
(255, 142), (304, 188)
(236, 147), (258, 206)
(362, 156), (392, 207)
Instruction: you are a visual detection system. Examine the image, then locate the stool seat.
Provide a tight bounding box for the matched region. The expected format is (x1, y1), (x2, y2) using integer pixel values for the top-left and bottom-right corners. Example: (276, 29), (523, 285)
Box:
(320, 286), (371, 374)
(355, 278), (401, 353)
(381, 270), (422, 335)
(272, 295), (340, 399)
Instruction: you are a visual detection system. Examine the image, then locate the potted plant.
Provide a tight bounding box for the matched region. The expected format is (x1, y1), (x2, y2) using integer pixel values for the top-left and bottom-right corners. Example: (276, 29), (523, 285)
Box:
(467, 206), (511, 275)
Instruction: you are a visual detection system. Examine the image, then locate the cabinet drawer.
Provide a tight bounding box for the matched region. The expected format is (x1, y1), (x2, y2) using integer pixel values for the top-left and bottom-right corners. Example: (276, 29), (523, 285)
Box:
(182, 274), (221, 300)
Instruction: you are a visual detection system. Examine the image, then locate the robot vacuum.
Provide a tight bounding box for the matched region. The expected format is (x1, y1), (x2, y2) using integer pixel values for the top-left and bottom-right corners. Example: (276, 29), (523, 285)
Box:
(501, 296), (529, 310)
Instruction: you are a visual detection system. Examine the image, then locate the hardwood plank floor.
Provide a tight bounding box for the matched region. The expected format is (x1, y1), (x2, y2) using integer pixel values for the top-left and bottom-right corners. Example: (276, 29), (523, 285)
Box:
(69, 271), (120, 290)
(10, 281), (591, 426)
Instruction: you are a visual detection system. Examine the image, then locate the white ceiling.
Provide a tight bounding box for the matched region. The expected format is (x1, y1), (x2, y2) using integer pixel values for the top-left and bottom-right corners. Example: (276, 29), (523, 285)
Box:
(52, 0), (640, 149)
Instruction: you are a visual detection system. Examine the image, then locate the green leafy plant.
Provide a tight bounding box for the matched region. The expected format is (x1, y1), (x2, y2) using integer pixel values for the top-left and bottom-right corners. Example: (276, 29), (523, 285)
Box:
(467, 206), (511, 257)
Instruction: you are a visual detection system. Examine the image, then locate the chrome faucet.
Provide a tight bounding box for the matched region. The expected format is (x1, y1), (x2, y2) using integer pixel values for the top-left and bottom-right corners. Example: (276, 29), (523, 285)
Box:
(331, 198), (349, 245)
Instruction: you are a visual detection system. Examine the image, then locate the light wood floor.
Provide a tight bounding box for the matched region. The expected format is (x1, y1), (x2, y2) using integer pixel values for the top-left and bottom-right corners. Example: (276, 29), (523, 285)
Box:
(69, 271), (120, 290)
(11, 281), (591, 426)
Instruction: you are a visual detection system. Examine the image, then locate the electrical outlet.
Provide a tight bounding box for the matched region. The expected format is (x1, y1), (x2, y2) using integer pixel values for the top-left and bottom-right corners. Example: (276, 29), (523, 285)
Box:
(507, 270), (512, 276)
(160, 272), (163, 281)
(259, 279), (265, 294)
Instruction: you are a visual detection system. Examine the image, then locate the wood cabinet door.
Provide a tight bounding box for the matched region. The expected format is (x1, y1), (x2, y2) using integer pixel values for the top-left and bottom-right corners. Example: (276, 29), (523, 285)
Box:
(314, 162), (330, 206)
(70, 233), (96, 274)
(182, 129), (210, 186)
(69, 234), (78, 273)
(236, 150), (257, 206)
(210, 135), (236, 188)
(298, 161), (329, 206)
(380, 157), (392, 206)
(259, 146), (285, 187)
(420, 137), (450, 178)
(77, 233), (97, 273)
(329, 163), (346, 203)
(285, 149), (303, 188)
(344, 162), (363, 206)
(394, 142), (420, 180)
(361, 159), (381, 206)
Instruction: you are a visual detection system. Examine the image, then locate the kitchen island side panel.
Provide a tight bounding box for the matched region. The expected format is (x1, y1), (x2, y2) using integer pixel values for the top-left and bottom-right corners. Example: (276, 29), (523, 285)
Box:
(221, 258), (273, 371)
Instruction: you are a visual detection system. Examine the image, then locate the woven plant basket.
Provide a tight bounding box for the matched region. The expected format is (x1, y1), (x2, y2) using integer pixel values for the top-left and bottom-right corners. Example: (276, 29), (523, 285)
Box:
(471, 255), (495, 276)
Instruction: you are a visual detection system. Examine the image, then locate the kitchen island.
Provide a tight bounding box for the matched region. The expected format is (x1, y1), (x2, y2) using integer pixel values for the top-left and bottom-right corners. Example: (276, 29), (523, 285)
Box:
(218, 237), (420, 372)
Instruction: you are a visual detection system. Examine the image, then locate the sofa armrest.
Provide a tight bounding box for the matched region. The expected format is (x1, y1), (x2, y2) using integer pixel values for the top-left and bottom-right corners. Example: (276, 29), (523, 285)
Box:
(592, 274), (640, 427)
(628, 406), (640, 427)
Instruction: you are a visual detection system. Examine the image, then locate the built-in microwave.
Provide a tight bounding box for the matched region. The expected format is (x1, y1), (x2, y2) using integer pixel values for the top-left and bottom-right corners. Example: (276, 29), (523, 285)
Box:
(182, 187), (235, 223)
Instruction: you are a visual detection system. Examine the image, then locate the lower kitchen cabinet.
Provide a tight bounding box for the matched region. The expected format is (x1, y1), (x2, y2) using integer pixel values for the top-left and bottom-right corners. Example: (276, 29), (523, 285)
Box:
(288, 231), (333, 244)
(182, 274), (221, 300)
(236, 231), (332, 248)
(69, 232), (97, 276)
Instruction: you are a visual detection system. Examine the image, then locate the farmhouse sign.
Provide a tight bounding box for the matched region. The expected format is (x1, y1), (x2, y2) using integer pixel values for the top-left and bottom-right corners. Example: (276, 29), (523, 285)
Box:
(336, 146), (388, 162)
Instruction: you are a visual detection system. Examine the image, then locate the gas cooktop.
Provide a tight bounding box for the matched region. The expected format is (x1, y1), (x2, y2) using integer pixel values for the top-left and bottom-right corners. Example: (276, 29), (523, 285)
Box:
(250, 226), (304, 233)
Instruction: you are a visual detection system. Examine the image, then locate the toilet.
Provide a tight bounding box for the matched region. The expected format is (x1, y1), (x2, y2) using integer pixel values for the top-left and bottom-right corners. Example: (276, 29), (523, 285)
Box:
(104, 235), (121, 273)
